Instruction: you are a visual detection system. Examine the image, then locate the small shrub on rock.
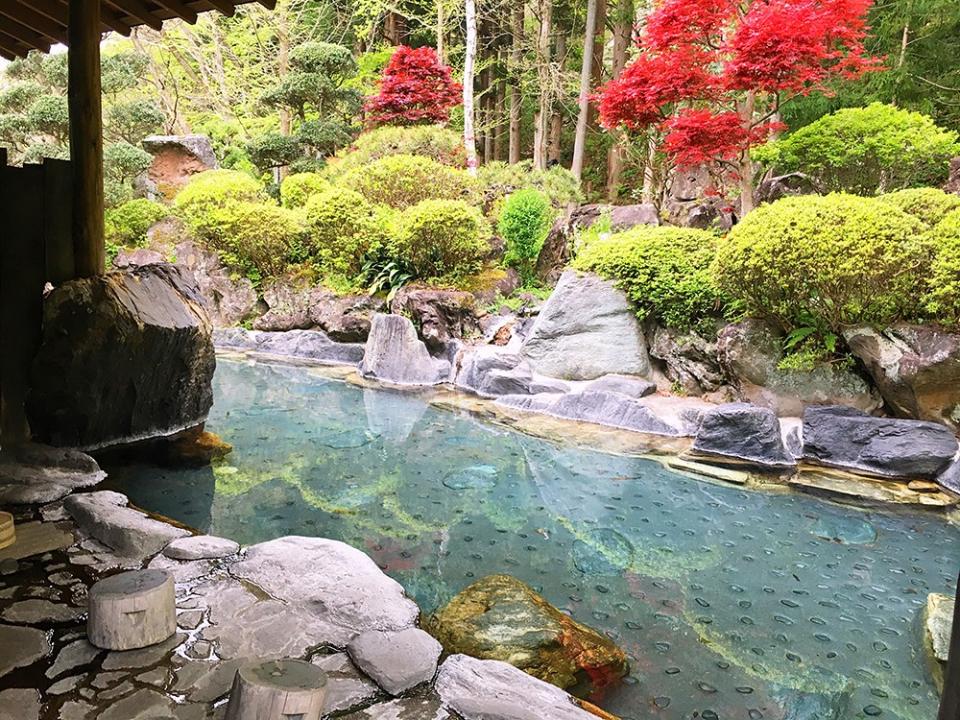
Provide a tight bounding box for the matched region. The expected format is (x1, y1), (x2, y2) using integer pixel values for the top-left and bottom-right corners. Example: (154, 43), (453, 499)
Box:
(393, 199), (490, 279)
(498, 189), (554, 282)
(280, 172), (332, 208)
(304, 187), (391, 275)
(342, 154), (478, 210)
(204, 201), (303, 279)
(174, 169), (266, 238)
(879, 188), (960, 229)
(105, 199), (168, 248)
(925, 209), (960, 323)
(574, 226), (725, 331)
(712, 194), (927, 333)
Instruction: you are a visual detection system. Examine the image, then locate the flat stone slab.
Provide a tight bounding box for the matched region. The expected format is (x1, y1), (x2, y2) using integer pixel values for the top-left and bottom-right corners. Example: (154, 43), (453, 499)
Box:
(347, 628), (442, 696)
(0, 624), (50, 678)
(163, 534), (239, 560)
(0, 688), (40, 720)
(0, 599), (83, 624)
(340, 695), (453, 719)
(0, 444), (105, 505)
(312, 653), (381, 715)
(790, 469), (958, 507)
(499, 391), (681, 437)
(46, 638), (101, 679)
(99, 688), (176, 720)
(0, 521), (73, 562)
(215, 328), (365, 366)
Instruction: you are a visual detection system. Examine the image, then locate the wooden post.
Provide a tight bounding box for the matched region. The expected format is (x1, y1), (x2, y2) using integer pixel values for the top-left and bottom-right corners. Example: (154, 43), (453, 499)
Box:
(68, 0), (105, 277)
(939, 571), (960, 720)
(88, 570), (176, 651)
(225, 659), (328, 720)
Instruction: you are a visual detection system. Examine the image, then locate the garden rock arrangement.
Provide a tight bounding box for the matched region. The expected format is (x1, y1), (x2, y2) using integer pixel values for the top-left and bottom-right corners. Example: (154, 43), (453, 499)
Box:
(0, 496), (612, 720)
(0, 444), (105, 505)
(360, 314), (451, 386)
(28, 265), (216, 450)
(141, 134), (218, 198)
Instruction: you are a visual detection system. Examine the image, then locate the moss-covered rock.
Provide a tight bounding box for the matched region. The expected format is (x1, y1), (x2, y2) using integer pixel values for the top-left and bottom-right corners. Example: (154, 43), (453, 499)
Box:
(426, 574), (628, 696)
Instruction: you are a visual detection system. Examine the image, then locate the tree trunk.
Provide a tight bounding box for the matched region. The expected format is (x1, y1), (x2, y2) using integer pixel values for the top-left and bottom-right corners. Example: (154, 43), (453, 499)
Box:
(738, 91), (757, 216)
(605, 0), (634, 200)
(437, 2), (446, 63)
(547, 32), (566, 165)
(508, 4), (524, 164)
(463, 0), (479, 175)
(276, 0), (291, 180)
(493, 68), (507, 161)
(533, 0), (553, 170)
(571, 0), (599, 183)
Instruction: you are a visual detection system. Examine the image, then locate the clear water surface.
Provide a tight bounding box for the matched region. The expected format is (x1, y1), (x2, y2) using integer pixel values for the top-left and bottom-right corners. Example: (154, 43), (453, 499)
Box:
(107, 357), (959, 720)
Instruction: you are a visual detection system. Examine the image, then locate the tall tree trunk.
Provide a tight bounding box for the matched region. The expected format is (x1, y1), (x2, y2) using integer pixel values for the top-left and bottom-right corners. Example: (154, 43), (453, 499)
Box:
(605, 0), (634, 200)
(738, 91), (757, 216)
(276, 0), (292, 180)
(437, 2), (446, 63)
(463, 0), (479, 175)
(532, 0), (553, 170)
(508, 4), (524, 164)
(547, 32), (566, 164)
(493, 65), (507, 161)
(571, 0), (599, 183)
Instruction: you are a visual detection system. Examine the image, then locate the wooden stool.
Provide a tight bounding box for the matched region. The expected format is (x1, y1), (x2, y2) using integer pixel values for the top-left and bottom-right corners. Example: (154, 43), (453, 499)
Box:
(0, 512), (14, 551)
(88, 569), (175, 650)
(224, 659), (328, 720)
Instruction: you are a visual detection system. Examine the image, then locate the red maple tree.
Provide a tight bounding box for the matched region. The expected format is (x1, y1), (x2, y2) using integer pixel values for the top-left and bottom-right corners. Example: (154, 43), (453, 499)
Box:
(365, 46), (463, 126)
(597, 0), (880, 212)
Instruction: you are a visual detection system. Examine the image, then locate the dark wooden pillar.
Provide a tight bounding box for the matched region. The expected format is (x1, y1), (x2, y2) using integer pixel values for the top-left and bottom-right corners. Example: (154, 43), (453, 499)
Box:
(68, 0), (105, 277)
(939, 572), (960, 720)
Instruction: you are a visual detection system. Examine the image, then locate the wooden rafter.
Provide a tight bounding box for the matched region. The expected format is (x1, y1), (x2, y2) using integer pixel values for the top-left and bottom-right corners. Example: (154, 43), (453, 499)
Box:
(0, 4), (68, 45)
(103, 0), (164, 31)
(151, 0), (199, 25)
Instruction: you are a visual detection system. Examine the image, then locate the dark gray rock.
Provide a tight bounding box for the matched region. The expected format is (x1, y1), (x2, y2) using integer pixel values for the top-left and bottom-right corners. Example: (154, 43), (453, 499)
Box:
(756, 172), (820, 204)
(391, 286), (481, 353)
(944, 156), (960, 194)
(163, 535), (239, 561)
(65, 491), (190, 558)
(28, 264), (215, 449)
(253, 282), (312, 331)
(802, 405), (959, 479)
(586, 374), (656, 399)
(650, 325), (725, 395)
(214, 327), (365, 365)
(1, 599), (83, 624)
(498, 391), (680, 436)
(435, 654), (598, 720)
(844, 324), (960, 430)
(173, 241), (259, 328)
(0, 443), (104, 505)
(46, 639), (101, 679)
(0, 625), (50, 678)
(692, 403), (796, 470)
(521, 270), (650, 381)
(347, 628), (442, 696)
(361, 314), (450, 386)
(456, 347), (568, 398)
(311, 291), (386, 343)
(718, 319), (881, 417)
(938, 459), (960, 495)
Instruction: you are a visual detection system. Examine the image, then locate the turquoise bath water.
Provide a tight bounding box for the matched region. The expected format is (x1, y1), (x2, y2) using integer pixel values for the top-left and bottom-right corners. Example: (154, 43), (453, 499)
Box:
(108, 357), (959, 720)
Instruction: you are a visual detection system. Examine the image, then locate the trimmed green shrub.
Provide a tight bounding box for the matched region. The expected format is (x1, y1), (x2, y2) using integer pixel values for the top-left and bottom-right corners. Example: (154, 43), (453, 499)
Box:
(204, 201), (303, 278)
(754, 103), (960, 195)
(712, 194), (928, 333)
(878, 188), (960, 229)
(498, 189), (554, 282)
(341, 154), (477, 210)
(280, 172), (332, 209)
(574, 226), (725, 330)
(105, 199), (168, 248)
(326, 125), (465, 177)
(174, 169), (266, 238)
(925, 209), (960, 323)
(393, 199), (490, 279)
(478, 161), (583, 210)
(304, 187), (391, 275)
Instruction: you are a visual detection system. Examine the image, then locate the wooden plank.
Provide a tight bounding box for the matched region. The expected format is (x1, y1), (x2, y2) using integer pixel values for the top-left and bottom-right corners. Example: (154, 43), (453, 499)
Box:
(43, 158), (75, 284)
(0, 3), (68, 44)
(0, 16), (52, 52)
(203, 0), (238, 17)
(104, 0), (164, 31)
(68, 0), (106, 278)
(21, 0), (128, 37)
(152, 0), (199, 24)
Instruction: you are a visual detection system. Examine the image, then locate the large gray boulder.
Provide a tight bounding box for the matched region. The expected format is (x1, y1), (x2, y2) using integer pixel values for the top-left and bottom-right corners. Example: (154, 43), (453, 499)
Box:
(802, 405), (959, 479)
(361, 314), (450, 385)
(214, 328), (364, 365)
(28, 264), (215, 449)
(650, 325), (725, 395)
(844, 324), (960, 430)
(253, 284), (385, 342)
(434, 654), (599, 720)
(347, 628), (441, 696)
(455, 347), (568, 398)
(391, 286), (481, 353)
(692, 403), (795, 470)
(498, 391), (681, 436)
(64, 491), (189, 559)
(520, 270), (650, 381)
(718, 319), (881, 417)
(0, 443), (104, 505)
(172, 241), (259, 328)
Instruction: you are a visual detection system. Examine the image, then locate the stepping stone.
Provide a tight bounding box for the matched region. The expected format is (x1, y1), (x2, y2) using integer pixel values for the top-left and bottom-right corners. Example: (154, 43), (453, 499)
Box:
(0, 625), (50, 678)
(46, 638), (101, 679)
(163, 535), (240, 561)
(0, 521), (74, 562)
(0, 599), (83, 624)
(347, 628), (441, 696)
(0, 689), (40, 720)
(311, 653), (380, 715)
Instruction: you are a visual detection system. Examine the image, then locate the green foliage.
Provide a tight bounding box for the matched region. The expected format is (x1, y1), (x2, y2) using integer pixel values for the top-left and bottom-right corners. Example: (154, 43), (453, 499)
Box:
(755, 103), (960, 195)
(0, 82), (42, 113)
(924, 210), (960, 324)
(498, 189), (554, 282)
(478, 161), (583, 210)
(878, 188), (960, 229)
(361, 258), (414, 302)
(24, 94), (68, 139)
(280, 172), (332, 208)
(204, 201), (303, 279)
(247, 132), (303, 171)
(105, 100), (165, 145)
(342, 154), (478, 210)
(574, 226), (726, 331)
(393, 199), (491, 280)
(712, 194), (928, 333)
(105, 199), (168, 248)
(325, 125), (465, 177)
(304, 187), (390, 275)
(174, 169), (266, 237)
(103, 142), (154, 208)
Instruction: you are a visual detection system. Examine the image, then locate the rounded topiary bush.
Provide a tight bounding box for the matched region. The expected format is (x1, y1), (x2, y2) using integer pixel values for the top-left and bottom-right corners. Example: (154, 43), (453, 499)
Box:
(326, 125), (465, 177)
(498, 188), (554, 282)
(304, 187), (391, 276)
(174, 169), (265, 238)
(925, 209), (960, 323)
(105, 198), (168, 248)
(280, 172), (331, 209)
(393, 199), (491, 279)
(342, 154), (477, 210)
(574, 226), (725, 330)
(878, 188), (960, 229)
(205, 201), (303, 278)
(712, 194), (927, 332)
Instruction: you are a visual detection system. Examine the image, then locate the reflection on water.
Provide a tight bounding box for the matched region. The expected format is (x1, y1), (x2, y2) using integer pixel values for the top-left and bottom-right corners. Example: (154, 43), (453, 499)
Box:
(107, 358), (959, 720)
